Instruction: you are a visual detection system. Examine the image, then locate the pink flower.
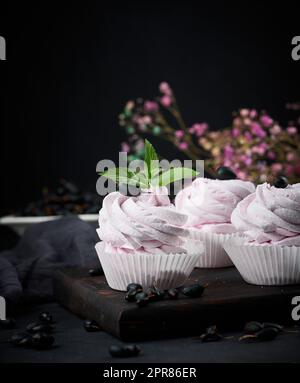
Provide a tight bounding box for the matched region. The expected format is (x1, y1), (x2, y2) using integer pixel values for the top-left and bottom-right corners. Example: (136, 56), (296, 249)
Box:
(236, 170), (247, 180)
(233, 117), (242, 127)
(134, 115), (152, 130)
(121, 142), (130, 153)
(189, 123), (208, 137)
(240, 109), (249, 117)
(160, 95), (172, 108)
(287, 152), (296, 162)
(295, 165), (300, 175)
(252, 143), (268, 155)
(260, 115), (273, 127)
(270, 125), (281, 135)
(286, 164), (294, 176)
(159, 82), (172, 96)
(232, 128), (240, 138)
(126, 100), (135, 111)
(223, 159), (232, 167)
(286, 163), (300, 176)
(178, 142), (188, 151)
(267, 151), (276, 160)
(240, 155), (252, 166)
(271, 163), (283, 173)
(251, 122), (266, 138)
(244, 132), (253, 141)
(287, 126), (297, 135)
(143, 116), (152, 125)
(144, 100), (159, 112)
(175, 130), (184, 139)
(224, 144), (234, 160)
(249, 109), (257, 119)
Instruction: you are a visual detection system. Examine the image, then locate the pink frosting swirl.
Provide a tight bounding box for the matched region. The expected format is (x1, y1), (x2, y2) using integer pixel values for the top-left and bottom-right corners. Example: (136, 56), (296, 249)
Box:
(231, 182), (300, 245)
(175, 178), (255, 234)
(97, 188), (188, 254)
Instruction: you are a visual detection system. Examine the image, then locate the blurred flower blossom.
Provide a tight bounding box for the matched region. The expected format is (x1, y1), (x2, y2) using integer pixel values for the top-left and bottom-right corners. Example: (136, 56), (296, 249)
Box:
(251, 122), (266, 138)
(232, 128), (240, 138)
(267, 151), (276, 160)
(260, 115), (273, 127)
(189, 123), (208, 137)
(160, 95), (172, 108)
(271, 163), (283, 173)
(224, 144), (234, 160)
(119, 85), (300, 184)
(159, 82), (172, 96)
(287, 152), (296, 162)
(121, 142), (130, 152)
(270, 124), (281, 135)
(175, 130), (184, 138)
(144, 100), (159, 113)
(178, 142), (188, 150)
(287, 126), (297, 135)
(126, 101), (135, 111)
(240, 109), (249, 117)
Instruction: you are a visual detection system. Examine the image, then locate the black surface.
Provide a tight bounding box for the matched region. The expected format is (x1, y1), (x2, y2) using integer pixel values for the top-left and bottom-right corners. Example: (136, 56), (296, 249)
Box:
(1, 1), (300, 215)
(1, 302), (300, 363)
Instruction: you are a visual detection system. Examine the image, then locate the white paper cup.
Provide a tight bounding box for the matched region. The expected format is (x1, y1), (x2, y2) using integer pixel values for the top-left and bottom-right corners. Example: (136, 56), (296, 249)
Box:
(95, 242), (199, 291)
(184, 229), (238, 268)
(223, 237), (300, 286)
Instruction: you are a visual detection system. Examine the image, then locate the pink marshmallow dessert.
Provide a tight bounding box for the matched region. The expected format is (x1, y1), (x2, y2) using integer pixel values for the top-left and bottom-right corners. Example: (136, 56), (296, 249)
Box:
(95, 187), (200, 291)
(175, 177), (255, 267)
(224, 182), (300, 285)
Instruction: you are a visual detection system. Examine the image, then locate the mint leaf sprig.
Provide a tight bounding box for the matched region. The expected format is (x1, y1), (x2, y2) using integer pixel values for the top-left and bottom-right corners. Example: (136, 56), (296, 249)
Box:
(100, 139), (199, 189)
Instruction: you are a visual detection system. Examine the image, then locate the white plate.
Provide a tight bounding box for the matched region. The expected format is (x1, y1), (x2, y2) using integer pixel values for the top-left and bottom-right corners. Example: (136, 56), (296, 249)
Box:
(0, 214), (99, 236)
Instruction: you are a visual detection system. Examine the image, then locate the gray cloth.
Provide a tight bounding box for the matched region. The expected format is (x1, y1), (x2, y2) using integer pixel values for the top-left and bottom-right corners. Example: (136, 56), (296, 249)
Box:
(0, 217), (100, 304)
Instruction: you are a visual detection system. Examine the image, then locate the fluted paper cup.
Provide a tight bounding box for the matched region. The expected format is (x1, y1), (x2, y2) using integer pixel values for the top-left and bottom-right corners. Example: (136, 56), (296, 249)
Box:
(95, 242), (199, 291)
(184, 229), (239, 268)
(223, 237), (300, 286)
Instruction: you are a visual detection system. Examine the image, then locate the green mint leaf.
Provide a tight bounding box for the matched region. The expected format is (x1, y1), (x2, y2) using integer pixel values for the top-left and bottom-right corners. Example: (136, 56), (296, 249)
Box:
(152, 167), (199, 187)
(100, 167), (148, 188)
(144, 139), (159, 180)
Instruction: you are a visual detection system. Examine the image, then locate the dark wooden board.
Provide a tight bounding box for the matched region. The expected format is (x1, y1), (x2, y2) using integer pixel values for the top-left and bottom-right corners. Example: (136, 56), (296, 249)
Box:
(53, 267), (300, 341)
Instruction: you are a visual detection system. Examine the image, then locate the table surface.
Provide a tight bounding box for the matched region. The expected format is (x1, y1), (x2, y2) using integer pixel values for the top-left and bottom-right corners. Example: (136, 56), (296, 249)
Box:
(1, 302), (300, 363)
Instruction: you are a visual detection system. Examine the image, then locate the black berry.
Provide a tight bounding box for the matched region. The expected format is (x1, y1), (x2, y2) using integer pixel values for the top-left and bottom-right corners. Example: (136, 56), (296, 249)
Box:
(167, 288), (179, 300)
(244, 321), (263, 334)
(88, 268), (103, 277)
(274, 176), (288, 189)
(83, 319), (102, 332)
(126, 283), (143, 292)
(182, 283), (205, 298)
(135, 292), (149, 307)
(216, 166), (237, 180)
(39, 312), (53, 324)
(109, 344), (141, 358)
(26, 321), (54, 334)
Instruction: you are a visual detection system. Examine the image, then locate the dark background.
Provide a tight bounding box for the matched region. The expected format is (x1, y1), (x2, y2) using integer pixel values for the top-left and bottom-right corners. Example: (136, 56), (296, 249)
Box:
(1, 0), (299, 215)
